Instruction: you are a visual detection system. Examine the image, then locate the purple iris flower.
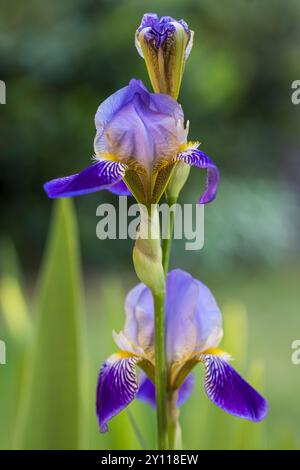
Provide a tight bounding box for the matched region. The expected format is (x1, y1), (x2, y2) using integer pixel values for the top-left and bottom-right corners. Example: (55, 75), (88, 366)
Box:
(44, 80), (218, 205)
(96, 269), (268, 432)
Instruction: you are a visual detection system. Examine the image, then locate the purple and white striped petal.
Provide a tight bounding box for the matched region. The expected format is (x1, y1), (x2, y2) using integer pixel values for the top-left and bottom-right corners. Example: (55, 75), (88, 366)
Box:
(96, 353), (139, 433)
(176, 149), (219, 204)
(44, 160), (126, 198)
(200, 353), (268, 422)
(137, 372), (194, 408)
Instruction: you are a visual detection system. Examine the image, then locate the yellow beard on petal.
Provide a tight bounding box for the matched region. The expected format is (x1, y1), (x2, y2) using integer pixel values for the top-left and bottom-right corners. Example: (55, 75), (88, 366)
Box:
(202, 347), (232, 361)
(94, 152), (120, 162)
(178, 141), (201, 153)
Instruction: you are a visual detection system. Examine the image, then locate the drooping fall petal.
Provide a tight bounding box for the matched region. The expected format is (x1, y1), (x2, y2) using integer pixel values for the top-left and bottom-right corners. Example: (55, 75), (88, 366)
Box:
(96, 353), (140, 432)
(200, 353), (268, 422)
(176, 148), (219, 204)
(44, 160), (127, 198)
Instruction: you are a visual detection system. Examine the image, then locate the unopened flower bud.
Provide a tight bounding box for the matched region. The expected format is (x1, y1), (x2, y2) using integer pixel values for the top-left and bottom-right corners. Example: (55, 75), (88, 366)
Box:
(135, 13), (193, 99)
(165, 161), (190, 202)
(133, 206), (165, 295)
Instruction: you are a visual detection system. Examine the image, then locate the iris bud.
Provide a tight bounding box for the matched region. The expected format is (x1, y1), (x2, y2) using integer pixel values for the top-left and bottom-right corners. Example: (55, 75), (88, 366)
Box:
(133, 206), (165, 295)
(136, 13), (193, 99)
(165, 161), (190, 203)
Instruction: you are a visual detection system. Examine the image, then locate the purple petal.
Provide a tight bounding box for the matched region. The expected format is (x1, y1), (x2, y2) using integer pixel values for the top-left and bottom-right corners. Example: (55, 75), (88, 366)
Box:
(137, 372), (194, 408)
(201, 354), (268, 422)
(165, 270), (222, 364)
(108, 180), (131, 196)
(165, 270), (200, 363)
(137, 13), (191, 49)
(120, 269), (222, 365)
(96, 353), (139, 433)
(94, 79), (185, 168)
(44, 160), (126, 198)
(94, 80), (147, 155)
(176, 149), (219, 204)
(177, 373), (195, 406)
(136, 372), (156, 408)
(123, 283), (154, 353)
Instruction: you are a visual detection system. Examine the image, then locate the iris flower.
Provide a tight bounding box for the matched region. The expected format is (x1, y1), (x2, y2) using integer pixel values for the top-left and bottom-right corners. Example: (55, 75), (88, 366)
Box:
(96, 269), (268, 432)
(44, 80), (218, 205)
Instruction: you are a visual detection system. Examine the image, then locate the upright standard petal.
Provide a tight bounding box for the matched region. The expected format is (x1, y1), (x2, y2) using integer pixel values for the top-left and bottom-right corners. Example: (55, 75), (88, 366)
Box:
(200, 352), (268, 422)
(193, 280), (223, 352)
(176, 148), (219, 204)
(137, 372), (194, 408)
(165, 270), (223, 365)
(165, 270), (200, 364)
(121, 282), (155, 355)
(95, 79), (185, 169)
(93, 79), (187, 203)
(44, 160), (126, 198)
(96, 352), (140, 432)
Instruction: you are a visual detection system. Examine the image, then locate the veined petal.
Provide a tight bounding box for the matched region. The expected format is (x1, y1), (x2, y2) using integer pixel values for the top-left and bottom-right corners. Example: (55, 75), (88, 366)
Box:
(123, 282), (154, 354)
(137, 372), (194, 408)
(44, 160), (126, 198)
(96, 352), (140, 432)
(95, 79), (185, 170)
(165, 270), (199, 363)
(165, 270), (222, 365)
(94, 80), (148, 155)
(108, 179), (131, 196)
(176, 148), (219, 204)
(200, 351), (268, 422)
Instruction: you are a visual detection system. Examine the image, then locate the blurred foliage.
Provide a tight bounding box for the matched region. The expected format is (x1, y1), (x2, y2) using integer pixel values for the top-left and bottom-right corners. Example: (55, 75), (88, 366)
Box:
(0, 0), (299, 270)
(14, 200), (85, 449)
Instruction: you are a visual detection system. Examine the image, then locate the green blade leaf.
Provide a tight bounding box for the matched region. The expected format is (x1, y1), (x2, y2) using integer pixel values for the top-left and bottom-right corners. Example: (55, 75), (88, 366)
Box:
(0, 238), (31, 342)
(15, 199), (85, 449)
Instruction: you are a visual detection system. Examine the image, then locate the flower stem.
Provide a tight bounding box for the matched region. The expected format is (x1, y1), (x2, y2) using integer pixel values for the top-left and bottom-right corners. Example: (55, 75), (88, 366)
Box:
(153, 289), (168, 450)
(167, 391), (182, 450)
(162, 196), (177, 275)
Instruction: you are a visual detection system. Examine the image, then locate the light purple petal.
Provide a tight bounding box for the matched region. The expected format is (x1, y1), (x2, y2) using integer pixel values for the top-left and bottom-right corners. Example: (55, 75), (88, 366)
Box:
(94, 80), (148, 155)
(44, 160), (126, 198)
(96, 353), (139, 433)
(201, 354), (268, 422)
(192, 280), (223, 352)
(165, 270), (199, 363)
(123, 283), (154, 353)
(137, 371), (194, 408)
(165, 270), (222, 363)
(176, 149), (219, 204)
(94, 79), (185, 168)
(120, 269), (223, 365)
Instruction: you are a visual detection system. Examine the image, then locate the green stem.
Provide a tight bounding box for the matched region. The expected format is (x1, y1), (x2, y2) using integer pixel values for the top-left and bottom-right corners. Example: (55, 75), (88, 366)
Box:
(162, 196), (177, 275)
(167, 391), (182, 450)
(153, 289), (168, 450)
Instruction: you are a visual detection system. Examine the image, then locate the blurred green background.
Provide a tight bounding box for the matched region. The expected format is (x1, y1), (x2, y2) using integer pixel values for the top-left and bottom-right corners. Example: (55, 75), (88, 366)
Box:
(0, 0), (300, 450)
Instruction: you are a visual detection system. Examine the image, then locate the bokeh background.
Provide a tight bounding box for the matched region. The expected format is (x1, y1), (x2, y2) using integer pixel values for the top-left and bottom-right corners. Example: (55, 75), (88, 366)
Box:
(0, 0), (300, 450)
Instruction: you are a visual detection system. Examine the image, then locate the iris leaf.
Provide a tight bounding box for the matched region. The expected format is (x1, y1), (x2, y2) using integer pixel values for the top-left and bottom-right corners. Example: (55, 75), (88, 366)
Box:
(15, 199), (85, 449)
